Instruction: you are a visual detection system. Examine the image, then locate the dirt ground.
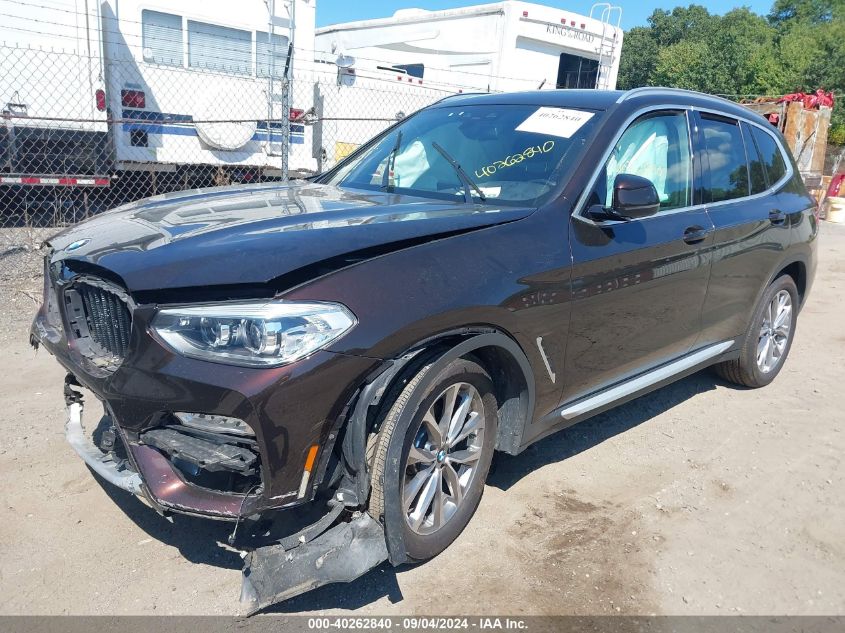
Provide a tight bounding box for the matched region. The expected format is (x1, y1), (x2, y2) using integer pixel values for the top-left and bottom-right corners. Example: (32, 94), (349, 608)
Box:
(1, 223), (843, 617)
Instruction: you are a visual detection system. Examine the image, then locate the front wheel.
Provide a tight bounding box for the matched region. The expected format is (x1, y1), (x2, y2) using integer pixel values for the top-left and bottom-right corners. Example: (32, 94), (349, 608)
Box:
(714, 274), (799, 388)
(368, 357), (498, 561)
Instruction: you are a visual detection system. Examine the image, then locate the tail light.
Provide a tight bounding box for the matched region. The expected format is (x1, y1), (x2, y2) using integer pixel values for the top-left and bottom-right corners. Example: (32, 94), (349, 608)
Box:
(95, 89), (106, 112)
(121, 89), (146, 109)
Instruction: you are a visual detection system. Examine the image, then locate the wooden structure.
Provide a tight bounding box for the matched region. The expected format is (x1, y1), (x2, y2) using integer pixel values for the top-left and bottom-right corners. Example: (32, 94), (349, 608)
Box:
(743, 100), (832, 199)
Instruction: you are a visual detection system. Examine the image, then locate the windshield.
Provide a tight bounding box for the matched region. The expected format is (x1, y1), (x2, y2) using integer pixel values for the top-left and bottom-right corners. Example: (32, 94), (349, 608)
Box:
(324, 103), (602, 205)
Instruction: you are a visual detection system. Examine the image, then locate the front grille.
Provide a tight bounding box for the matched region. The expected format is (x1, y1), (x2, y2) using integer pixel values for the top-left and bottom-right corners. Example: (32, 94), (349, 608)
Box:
(76, 282), (132, 359)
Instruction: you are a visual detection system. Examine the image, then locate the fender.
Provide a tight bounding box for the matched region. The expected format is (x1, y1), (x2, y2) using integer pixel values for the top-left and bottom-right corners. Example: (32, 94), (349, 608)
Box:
(370, 331), (535, 565)
(758, 252), (810, 317)
(338, 329), (536, 509)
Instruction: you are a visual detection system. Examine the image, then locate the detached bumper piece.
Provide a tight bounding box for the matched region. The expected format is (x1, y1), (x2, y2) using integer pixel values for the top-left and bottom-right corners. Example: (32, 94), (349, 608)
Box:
(240, 511), (388, 615)
(65, 401), (143, 495)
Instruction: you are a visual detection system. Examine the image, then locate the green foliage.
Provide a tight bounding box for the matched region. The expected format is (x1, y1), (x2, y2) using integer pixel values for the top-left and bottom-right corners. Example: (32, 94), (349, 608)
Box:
(617, 0), (844, 141)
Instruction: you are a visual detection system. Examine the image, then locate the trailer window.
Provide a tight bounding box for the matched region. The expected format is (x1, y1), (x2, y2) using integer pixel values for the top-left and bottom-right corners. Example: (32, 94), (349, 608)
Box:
(188, 21), (252, 75)
(376, 64), (425, 79)
(142, 10), (183, 67)
(556, 53), (598, 90)
(257, 31), (290, 78)
(394, 64), (424, 79)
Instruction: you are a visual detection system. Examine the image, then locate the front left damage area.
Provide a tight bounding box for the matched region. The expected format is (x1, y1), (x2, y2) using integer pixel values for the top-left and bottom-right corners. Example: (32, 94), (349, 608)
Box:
(54, 357), (403, 615)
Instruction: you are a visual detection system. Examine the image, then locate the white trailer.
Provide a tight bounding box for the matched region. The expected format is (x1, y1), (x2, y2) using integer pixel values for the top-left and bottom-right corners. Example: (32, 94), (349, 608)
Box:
(0, 0), (317, 191)
(0, 0), (109, 182)
(102, 0), (317, 176)
(312, 1), (622, 169)
(316, 2), (623, 91)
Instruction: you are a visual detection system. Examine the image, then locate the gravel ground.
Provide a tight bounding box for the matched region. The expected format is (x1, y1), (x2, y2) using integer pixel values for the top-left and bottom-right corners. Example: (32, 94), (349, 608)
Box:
(1, 223), (843, 616)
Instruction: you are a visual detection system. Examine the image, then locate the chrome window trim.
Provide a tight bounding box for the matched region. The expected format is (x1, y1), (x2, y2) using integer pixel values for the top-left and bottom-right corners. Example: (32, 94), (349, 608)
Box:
(573, 103), (795, 226)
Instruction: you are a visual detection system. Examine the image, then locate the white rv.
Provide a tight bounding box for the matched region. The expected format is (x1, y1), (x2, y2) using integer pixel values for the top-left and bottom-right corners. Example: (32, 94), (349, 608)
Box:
(101, 0), (317, 176)
(0, 0), (317, 195)
(0, 0), (109, 183)
(315, 2), (623, 91)
(312, 1), (623, 168)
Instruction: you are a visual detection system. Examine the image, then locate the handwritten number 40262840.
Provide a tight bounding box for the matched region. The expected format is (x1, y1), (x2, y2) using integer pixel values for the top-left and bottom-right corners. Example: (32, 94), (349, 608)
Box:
(475, 140), (555, 180)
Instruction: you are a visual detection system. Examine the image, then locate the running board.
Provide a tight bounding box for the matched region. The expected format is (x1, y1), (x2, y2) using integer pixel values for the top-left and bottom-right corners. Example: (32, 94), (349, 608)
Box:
(558, 341), (734, 420)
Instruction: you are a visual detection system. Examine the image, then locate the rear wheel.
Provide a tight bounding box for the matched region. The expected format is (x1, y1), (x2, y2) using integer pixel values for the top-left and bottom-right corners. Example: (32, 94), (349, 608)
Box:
(714, 274), (798, 388)
(368, 357), (497, 561)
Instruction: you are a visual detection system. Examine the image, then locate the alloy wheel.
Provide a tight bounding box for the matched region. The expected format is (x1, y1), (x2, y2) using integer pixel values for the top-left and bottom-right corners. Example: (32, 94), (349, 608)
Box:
(402, 382), (486, 535)
(757, 289), (792, 373)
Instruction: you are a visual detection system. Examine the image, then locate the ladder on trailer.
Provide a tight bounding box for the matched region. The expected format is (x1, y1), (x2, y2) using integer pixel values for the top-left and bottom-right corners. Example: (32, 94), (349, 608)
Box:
(265, 0), (296, 178)
(590, 3), (622, 90)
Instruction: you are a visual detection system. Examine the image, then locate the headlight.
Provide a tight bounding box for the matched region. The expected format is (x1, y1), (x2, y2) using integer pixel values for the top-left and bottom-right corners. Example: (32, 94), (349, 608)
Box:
(151, 300), (356, 367)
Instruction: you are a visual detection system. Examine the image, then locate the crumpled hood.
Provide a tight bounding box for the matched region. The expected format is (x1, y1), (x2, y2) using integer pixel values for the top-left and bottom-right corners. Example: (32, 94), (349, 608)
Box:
(47, 182), (533, 293)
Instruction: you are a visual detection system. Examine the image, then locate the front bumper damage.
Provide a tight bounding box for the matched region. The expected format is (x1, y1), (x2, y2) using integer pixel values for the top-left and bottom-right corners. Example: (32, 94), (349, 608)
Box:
(64, 390), (142, 496)
(241, 511), (389, 614)
(61, 369), (393, 615)
(34, 257), (410, 613)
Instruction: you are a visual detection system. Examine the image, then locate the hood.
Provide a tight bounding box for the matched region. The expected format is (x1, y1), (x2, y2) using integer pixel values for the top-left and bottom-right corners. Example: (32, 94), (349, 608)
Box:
(47, 182), (534, 294)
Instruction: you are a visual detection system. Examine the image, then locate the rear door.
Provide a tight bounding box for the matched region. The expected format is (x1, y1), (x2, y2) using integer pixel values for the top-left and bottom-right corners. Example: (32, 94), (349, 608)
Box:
(562, 108), (713, 404)
(694, 112), (794, 346)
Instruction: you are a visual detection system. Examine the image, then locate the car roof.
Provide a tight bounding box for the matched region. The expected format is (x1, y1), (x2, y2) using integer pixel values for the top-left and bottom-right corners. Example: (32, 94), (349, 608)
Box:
(433, 89), (624, 110)
(433, 87), (771, 126)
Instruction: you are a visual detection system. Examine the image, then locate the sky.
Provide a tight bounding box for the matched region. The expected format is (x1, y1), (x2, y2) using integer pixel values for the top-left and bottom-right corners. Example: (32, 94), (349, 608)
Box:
(316, 1), (775, 30)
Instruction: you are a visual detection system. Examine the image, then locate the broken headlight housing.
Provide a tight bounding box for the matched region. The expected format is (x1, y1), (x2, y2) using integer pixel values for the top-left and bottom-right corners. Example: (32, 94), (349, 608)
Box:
(151, 301), (356, 367)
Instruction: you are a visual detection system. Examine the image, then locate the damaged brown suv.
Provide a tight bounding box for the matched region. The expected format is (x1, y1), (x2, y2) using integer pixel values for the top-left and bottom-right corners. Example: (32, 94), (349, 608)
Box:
(31, 88), (817, 611)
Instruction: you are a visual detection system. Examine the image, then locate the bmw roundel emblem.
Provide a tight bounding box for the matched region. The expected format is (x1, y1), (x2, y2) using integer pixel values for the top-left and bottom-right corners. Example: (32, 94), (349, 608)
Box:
(66, 238), (90, 252)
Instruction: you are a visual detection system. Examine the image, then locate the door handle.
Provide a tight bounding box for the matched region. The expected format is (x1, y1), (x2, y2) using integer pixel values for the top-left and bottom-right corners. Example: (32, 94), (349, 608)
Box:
(769, 210), (787, 225)
(683, 226), (709, 244)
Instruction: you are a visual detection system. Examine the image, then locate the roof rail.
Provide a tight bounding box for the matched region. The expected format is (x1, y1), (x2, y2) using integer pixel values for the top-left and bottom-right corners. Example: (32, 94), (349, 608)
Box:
(616, 86), (737, 106)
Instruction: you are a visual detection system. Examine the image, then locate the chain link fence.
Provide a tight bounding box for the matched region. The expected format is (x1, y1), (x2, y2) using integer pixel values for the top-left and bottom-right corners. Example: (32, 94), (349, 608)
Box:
(0, 28), (461, 305)
(2, 2), (842, 311)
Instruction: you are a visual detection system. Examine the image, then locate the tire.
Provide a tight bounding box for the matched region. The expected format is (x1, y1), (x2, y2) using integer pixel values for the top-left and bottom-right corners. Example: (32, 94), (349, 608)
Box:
(714, 274), (799, 388)
(368, 356), (498, 561)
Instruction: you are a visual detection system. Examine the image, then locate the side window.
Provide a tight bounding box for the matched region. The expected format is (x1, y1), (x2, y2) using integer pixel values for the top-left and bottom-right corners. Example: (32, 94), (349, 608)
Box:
(744, 123), (768, 195)
(188, 21), (252, 75)
(750, 125), (787, 186)
(588, 111), (692, 212)
(700, 115), (749, 203)
(142, 10), (183, 67)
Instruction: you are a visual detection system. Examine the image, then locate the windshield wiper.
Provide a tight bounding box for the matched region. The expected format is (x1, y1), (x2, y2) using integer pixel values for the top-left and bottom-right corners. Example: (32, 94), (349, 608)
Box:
(431, 141), (486, 203)
(381, 131), (402, 192)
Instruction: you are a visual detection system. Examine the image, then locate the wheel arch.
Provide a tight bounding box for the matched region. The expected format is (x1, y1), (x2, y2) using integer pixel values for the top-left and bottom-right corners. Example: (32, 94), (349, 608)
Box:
(771, 259), (807, 306)
(333, 327), (535, 559)
(345, 327), (535, 565)
(356, 327), (536, 457)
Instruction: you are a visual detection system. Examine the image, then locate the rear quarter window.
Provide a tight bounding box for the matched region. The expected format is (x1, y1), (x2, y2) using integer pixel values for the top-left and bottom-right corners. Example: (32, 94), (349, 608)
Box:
(750, 125), (787, 187)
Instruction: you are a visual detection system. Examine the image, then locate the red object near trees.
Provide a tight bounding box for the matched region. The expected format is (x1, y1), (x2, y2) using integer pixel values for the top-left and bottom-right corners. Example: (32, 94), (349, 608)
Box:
(778, 89), (835, 110)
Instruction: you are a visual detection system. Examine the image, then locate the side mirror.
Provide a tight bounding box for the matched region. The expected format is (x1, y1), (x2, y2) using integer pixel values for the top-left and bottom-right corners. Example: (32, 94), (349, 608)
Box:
(611, 173), (660, 219)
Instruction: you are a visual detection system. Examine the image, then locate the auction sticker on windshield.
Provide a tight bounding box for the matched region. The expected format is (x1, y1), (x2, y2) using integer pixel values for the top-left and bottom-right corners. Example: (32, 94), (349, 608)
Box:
(516, 107), (595, 138)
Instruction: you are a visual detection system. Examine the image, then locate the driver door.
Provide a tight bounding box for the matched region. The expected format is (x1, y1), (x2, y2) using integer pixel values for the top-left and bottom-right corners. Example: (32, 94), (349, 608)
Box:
(561, 109), (714, 404)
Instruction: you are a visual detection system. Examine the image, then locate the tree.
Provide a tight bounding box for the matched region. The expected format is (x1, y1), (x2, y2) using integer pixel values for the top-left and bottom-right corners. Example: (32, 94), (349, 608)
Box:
(616, 1), (844, 145)
(647, 4), (718, 45)
(768, 0), (839, 26)
(616, 27), (658, 90)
